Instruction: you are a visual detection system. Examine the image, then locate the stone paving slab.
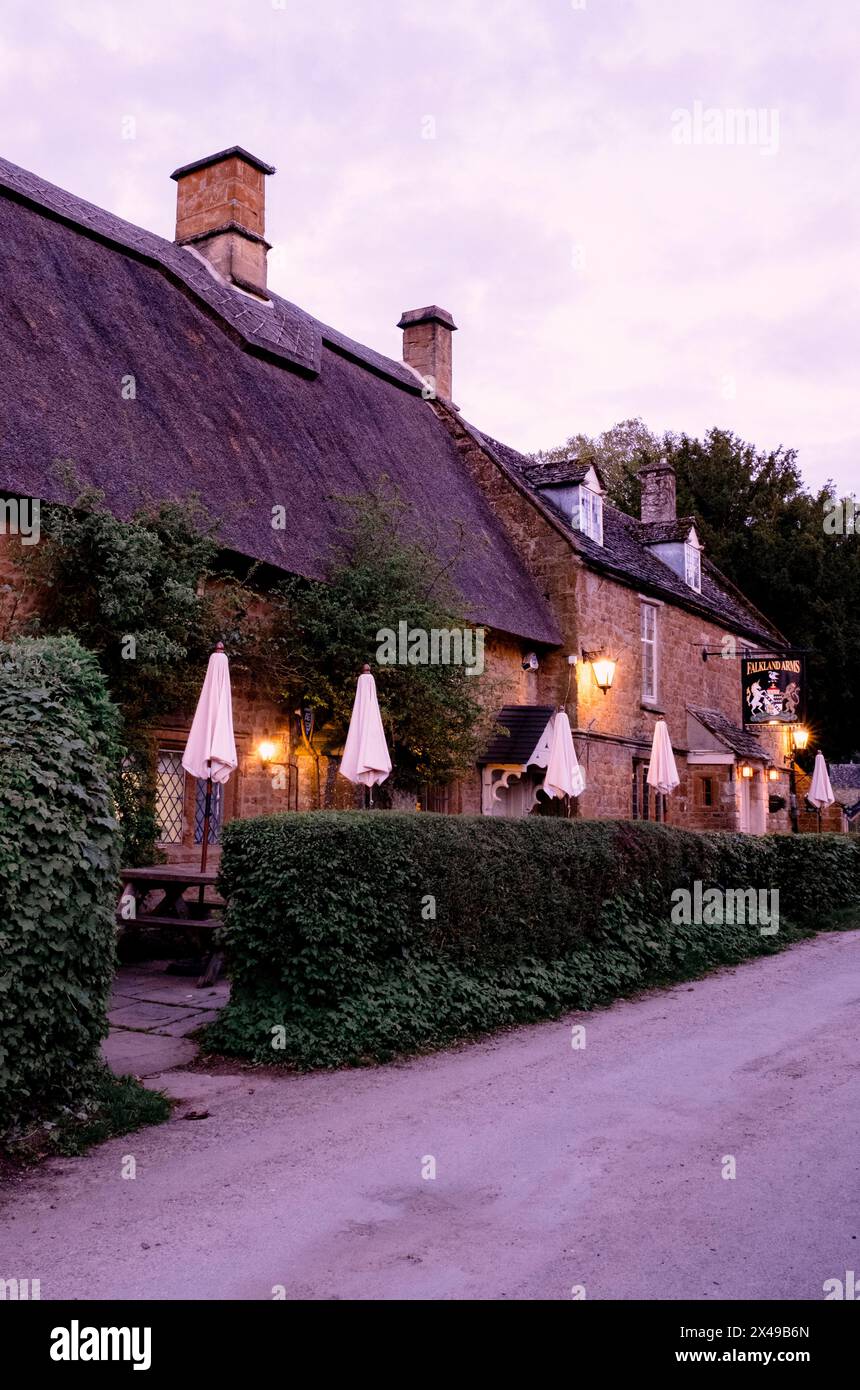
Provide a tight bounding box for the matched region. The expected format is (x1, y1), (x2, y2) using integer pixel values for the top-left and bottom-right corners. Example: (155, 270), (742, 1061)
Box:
(108, 1001), (201, 1028)
(104, 962), (230, 1078)
(142, 1072), (267, 1105)
(118, 984), (228, 1009)
(102, 1030), (197, 1078)
(151, 1010), (222, 1038)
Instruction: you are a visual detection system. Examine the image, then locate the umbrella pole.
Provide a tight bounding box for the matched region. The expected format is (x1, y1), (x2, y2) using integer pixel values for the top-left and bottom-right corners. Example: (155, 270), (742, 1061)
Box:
(199, 764), (212, 907)
(198, 761), (212, 900)
(200, 776), (213, 872)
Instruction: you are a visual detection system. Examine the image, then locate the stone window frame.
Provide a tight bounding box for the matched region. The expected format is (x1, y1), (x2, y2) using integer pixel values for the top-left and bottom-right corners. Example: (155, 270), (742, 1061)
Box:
(640, 599), (659, 705)
(697, 774), (715, 808)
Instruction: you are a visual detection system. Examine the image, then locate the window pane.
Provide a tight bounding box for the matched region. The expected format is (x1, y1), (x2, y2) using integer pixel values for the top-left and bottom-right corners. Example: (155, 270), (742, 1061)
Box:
(643, 647), (654, 700)
(641, 603), (657, 701)
(685, 544), (701, 591)
(194, 780), (224, 845)
(156, 750), (185, 845)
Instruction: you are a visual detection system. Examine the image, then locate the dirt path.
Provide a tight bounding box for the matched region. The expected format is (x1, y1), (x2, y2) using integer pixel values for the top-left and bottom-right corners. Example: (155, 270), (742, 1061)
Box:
(2, 931), (858, 1300)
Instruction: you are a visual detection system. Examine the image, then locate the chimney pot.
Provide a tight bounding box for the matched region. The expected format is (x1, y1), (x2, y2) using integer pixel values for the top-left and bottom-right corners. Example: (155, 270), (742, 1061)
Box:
(398, 305), (457, 402)
(171, 146), (275, 298)
(638, 461), (677, 524)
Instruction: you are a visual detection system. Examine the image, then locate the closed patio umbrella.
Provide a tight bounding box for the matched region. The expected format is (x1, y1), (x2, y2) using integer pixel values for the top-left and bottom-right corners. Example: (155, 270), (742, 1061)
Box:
(808, 750), (835, 832)
(646, 719), (680, 797)
(339, 665), (392, 800)
(182, 642), (237, 871)
(543, 709), (586, 801)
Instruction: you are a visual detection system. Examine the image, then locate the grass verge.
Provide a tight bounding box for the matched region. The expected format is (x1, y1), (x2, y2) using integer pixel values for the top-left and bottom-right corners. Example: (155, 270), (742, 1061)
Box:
(1, 1068), (171, 1170)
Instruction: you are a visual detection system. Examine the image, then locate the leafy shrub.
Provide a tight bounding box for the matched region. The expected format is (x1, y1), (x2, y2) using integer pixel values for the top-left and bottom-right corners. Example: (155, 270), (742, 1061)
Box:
(205, 813), (860, 1068)
(11, 484), (259, 863)
(0, 636), (122, 1134)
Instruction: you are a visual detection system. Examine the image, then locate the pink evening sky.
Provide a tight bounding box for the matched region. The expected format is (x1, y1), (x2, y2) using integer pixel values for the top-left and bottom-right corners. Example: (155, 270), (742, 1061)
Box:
(1, 0), (856, 494)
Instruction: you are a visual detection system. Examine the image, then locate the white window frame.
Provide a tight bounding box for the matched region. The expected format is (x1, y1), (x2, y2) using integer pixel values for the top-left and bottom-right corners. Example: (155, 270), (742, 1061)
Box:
(641, 601), (659, 704)
(578, 485), (604, 545)
(685, 541), (702, 592)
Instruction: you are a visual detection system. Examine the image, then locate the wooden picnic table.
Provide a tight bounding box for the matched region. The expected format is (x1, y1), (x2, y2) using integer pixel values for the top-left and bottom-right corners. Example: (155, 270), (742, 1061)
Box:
(117, 866), (224, 986)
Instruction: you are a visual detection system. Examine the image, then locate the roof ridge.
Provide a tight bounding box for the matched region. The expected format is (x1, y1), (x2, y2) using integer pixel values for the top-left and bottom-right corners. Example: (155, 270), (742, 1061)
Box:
(0, 152), (422, 392)
(0, 153), (322, 376)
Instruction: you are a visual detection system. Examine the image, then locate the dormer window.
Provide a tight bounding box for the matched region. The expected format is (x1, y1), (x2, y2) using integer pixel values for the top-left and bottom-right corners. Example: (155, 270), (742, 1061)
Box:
(524, 460), (605, 547)
(685, 539), (702, 592)
(578, 485), (604, 545)
(642, 519), (703, 591)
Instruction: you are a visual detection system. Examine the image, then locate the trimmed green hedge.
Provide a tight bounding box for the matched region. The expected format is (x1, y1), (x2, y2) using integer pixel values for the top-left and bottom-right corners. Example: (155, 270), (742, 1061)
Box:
(0, 636), (122, 1134)
(206, 813), (860, 1069)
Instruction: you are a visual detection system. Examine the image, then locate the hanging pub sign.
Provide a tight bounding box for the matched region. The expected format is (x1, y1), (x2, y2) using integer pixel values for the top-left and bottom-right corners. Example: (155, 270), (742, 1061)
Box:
(741, 655), (805, 725)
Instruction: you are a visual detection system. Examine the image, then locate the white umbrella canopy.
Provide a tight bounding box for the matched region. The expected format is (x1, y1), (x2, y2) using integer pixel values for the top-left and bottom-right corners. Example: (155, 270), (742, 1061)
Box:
(808, 751), (835, 810)
(543, 710), (586, 799)
(646, 719), (680, 796)
(339, 666), (392, 789)
(182, 643), (237, 872)
(182, 644), (237, 785)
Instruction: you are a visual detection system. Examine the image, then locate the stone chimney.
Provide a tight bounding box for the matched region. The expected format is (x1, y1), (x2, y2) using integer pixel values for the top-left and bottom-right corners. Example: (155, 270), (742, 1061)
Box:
(171, 146), (275, 299)
(397, 306), (457, 401)
(638, 461), (677, 524)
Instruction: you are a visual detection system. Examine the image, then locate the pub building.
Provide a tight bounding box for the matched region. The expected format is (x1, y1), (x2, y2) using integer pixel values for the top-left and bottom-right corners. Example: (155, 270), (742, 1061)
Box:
(0, 145), (830, 860)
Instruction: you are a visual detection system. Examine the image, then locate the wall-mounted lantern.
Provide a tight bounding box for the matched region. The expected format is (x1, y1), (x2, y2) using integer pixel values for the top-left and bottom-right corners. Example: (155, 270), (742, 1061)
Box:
(768, 768), (780, 782)
(791, 727), (810, 752)
(739, 763), (754, 780)
(583, 650), (617, 694)
(257, 739), (281, 769)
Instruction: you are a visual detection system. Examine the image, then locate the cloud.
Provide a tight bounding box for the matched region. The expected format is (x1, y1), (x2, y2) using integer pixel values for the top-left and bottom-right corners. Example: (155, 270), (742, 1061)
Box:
(0, 0), (855, 492)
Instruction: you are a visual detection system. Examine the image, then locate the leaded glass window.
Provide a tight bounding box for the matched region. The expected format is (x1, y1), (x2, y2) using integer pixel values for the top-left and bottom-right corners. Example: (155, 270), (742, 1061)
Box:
(194, 779), (224, 845)
(156, 750), (185, 845)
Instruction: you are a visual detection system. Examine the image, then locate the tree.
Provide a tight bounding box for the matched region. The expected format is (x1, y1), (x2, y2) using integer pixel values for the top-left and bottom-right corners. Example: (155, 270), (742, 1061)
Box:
(265, 486), (497, 795)
(534, 423), (860, 760)
(666, 431), (860, 760)
(11, 485), (257, 861)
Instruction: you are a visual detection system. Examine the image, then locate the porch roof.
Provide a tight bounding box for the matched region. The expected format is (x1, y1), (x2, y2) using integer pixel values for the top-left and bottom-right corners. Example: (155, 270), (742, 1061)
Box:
(687, 706), (771, 763)
(480, 705), (555, 765)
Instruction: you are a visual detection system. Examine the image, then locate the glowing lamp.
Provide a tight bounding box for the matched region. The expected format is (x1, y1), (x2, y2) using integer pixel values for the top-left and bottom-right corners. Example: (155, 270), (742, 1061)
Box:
(258, 740), (278, 766)
(585, 652), (617, 694)
(740, 763), (754, 779)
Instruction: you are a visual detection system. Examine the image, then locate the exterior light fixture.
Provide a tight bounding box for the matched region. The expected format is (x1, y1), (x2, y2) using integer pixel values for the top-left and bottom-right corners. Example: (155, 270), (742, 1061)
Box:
(768, 768), (780, 782)
(740, 763), (754, 779)
(792, 727), (810, 752)
(257, 739), (279, 767)
(583, 650), (617, 694)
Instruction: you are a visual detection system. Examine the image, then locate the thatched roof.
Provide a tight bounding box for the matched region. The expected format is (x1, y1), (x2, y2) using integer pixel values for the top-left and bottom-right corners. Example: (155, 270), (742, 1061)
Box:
(0, 155), (561, 646)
